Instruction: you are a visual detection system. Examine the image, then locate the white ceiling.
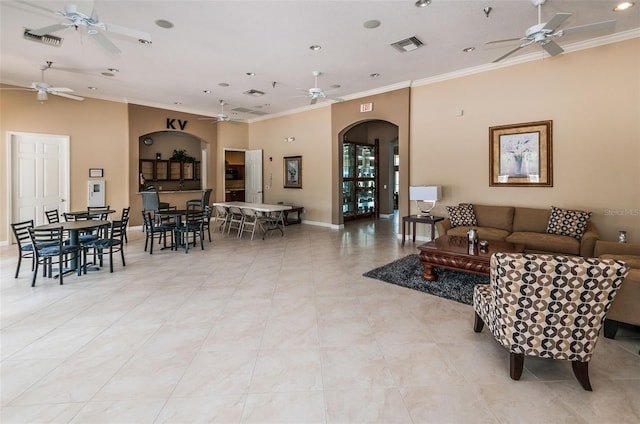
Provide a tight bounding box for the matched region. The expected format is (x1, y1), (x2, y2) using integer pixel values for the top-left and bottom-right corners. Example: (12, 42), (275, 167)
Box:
(1, 0), (638, 120)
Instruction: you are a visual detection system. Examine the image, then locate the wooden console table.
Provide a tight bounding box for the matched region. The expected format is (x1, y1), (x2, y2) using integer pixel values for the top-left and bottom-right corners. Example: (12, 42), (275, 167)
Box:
(282, 206), (303, 225)
(402, 215), (444, 246)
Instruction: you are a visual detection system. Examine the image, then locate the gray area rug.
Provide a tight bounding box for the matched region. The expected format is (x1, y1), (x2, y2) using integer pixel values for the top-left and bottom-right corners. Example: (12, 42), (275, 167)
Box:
(363, 254), (489, 305)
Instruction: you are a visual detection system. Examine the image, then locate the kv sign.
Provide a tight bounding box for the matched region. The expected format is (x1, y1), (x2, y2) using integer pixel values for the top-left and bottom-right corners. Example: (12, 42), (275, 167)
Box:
(166, 118), (188, 130)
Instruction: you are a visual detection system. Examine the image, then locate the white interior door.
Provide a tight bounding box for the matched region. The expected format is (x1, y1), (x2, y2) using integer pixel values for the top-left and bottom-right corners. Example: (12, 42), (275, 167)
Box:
(10, 132), (70, 228)
(244, 149), (263, 203)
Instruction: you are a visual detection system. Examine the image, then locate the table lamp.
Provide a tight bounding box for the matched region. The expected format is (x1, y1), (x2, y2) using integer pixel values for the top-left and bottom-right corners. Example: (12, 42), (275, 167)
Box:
(409, 185), (441, 216)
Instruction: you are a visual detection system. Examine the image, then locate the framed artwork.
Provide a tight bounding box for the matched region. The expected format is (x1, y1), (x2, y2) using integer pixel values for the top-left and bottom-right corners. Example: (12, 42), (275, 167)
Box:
(489, 120), (553, 187)
(89, 168), (104, 178)
(283, 155), (302, 189)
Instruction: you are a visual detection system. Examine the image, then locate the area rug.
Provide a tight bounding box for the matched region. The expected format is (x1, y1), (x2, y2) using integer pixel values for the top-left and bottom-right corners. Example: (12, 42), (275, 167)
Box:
(363, 254), (489, 305)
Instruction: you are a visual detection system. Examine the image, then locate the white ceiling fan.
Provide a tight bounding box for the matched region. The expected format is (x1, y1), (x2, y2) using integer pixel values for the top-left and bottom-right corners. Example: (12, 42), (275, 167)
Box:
(298, 71), (343, 105)
(0, 61), (84, 102)
(19, 0), (151, 54)
(487, 0), (616, 63)
(198, 100), (240, 123)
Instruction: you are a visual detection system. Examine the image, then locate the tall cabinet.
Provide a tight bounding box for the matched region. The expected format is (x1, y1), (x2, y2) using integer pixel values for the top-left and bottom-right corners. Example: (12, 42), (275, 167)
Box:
(342, 140), (378, 221)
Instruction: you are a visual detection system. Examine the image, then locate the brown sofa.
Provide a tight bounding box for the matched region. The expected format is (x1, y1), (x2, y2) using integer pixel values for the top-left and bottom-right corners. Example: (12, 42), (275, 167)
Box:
(435, 204), (599, 257)
(595, 241), (640, 339)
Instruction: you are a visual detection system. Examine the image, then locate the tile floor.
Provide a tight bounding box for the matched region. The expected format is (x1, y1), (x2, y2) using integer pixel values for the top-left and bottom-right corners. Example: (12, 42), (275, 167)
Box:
(1, 215), (639, 423)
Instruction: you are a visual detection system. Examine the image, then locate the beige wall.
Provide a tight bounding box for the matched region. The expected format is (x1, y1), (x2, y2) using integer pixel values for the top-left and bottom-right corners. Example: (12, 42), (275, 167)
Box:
(410, 38), (639, 242)
(2, 38), (638, 244)
(1, 90), (129, 242)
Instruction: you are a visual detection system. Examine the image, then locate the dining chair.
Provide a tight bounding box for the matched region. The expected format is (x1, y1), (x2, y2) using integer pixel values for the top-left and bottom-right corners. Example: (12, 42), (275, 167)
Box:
(226, 206), (244, 237)
(45, 209), (60, 224)
(120, 206), (131, 243)
(63, 212), (100, 243)
(201, 205), (213, 242)
(239, 208), (265, 240)
(82, 220), (126, 272)
(141, 211), (173, 254)
(87, 205), (111, 219)
(28, 226), (83, 287)
(213, 205), (229, 233)
(186, 188), (212, 210)
(11, 219), (35, 278)
(174, 210), (205, 253)
(141, 190), (170, 212)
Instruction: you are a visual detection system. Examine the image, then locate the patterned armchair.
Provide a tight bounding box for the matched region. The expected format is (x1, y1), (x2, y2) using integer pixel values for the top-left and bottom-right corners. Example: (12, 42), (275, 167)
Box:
(473, 252), (629, 391)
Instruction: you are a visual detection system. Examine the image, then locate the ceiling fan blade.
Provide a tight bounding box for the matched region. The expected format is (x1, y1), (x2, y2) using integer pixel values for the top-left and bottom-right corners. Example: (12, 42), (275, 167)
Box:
(558, 20), (616, 37)
(486, 37), (522, 45)
(542, 13), (571, 32)
(51, 91), (84, 101)
(90, 31), (120, 54)
(48, 87), (74, 92)
(104, 22), (151, 42)
(30, 23), (68, 36)
(492, 44), (526, 63)
(541, 40), (564, 57)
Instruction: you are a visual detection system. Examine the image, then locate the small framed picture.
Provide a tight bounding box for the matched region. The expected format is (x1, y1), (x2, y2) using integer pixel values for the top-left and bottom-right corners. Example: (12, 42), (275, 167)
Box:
(89, 168), (104, 178)
(283, 156), (302, 189)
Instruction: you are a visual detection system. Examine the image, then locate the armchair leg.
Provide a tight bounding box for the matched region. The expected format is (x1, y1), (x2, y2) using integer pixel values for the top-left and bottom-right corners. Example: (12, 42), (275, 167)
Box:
(473, 312), (485, 332)
(572, 361), (592, 391)
(603, 319), (619, 339)
(509, 352), (524, 381)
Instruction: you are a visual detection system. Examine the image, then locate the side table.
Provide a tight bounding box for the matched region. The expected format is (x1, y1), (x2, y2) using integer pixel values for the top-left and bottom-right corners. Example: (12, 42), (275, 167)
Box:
(282, 206), (304, 226)
(402, 215), (444, 246)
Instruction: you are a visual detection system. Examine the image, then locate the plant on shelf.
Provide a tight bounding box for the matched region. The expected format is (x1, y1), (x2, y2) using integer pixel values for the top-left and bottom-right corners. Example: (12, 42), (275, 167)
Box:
(170, 149), (195, 163)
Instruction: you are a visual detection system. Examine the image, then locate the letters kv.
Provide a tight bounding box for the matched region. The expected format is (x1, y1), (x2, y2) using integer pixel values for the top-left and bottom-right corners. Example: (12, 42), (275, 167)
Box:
(166, 118), (188, 130)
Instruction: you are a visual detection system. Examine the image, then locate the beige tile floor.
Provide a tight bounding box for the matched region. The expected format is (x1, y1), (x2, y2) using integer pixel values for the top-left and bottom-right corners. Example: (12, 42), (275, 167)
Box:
(1, 215), (639, 423)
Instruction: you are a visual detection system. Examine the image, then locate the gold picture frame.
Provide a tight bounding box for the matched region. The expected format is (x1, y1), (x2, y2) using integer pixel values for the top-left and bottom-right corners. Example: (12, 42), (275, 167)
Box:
(489, 120), (553, 187)
(283, 156), (302, 189)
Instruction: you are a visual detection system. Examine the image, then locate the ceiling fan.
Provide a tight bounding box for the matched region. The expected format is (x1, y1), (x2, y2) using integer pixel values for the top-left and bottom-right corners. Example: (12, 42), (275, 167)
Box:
(0, 61), (84, 102)
(20, 0), (151, 54)
(298, 71), (343, 105)
(487, 0), (616, 63)
(198, 100), (240, 123)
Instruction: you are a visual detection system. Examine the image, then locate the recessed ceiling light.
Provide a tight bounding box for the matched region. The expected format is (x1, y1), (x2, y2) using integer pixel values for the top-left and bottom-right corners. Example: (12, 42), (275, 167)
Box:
(370, 73), (380, 78)
(309, 45), (322, 51)
(330, 84), (341, 89)
(138, 39), (152, 45)
(415, 0), (431, 7)
(155, 19), (174, 28)
(107, 68), (119, 73)
(218, 82), (230, 87)
(203, 90), (211, 94)
(101, 72), (115, 77)
(88, 86), (97, 90)
(246, 72), (256, 76)
(613, 2), (635, 11)
(244, 89), (265, 97)
(174, 101), (182, 105)
(463, 47), (475, 52)
(363, 20), (381, 29)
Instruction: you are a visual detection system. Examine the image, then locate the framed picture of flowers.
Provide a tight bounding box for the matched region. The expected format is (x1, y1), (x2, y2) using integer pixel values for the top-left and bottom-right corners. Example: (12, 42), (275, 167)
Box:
(489, 120), (553, 187)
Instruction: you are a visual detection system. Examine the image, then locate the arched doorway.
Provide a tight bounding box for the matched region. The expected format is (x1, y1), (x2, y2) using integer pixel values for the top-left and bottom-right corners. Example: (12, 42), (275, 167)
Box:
(338, 120), (399, 225)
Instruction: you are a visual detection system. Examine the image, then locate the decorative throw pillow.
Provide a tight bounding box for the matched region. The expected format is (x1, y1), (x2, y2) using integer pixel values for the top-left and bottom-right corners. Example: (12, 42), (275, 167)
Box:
(446, 204), (477, 228)
(546, 206), (592, 240)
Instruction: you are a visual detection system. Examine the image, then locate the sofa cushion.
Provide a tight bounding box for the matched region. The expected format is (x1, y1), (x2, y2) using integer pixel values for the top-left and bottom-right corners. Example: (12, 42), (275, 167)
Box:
(546, 206), (592, 240)
(446, 204), (477, 227)
(598, 254), (640, 269)
(446, 226), (510, 241)
(512, 207), (551, 233)
(472, 205), (514, 232)
(506, 231), (580, 255)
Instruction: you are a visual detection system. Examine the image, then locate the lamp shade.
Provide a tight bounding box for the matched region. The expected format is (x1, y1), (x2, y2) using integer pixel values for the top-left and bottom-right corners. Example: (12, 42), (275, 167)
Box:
(409, 185), (441, 201)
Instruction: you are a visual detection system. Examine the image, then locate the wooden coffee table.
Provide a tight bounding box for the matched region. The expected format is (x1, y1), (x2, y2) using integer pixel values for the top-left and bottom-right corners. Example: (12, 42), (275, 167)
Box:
(417, 236), (525, 281)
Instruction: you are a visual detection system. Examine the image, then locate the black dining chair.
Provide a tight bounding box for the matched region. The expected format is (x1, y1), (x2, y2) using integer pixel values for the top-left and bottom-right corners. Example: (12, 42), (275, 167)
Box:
(45, 209), (60, 224)
(141, 211), (173, 254)
(11, 219), (35, 278)
(174, 210), (205, 253)
(186, 188), (212, 210)
(82, 220), (126, 273)
(120, 206), (131, 243)
(28, 226), (83, 287)
(63, 212), (101, 243)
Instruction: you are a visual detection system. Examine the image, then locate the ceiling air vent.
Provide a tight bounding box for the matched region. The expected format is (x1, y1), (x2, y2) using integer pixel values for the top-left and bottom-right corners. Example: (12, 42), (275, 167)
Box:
(231, 107), (253, 113)
(23, 29), (63, 46)
(249, 110), (268, 116)
(390, 36), (423, 53)
(243, 89), (265, 97)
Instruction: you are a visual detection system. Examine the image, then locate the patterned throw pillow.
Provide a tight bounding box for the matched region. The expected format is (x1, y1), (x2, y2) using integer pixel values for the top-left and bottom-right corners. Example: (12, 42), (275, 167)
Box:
(446, 204), (477, 228)
(546, 206), (592, 240)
